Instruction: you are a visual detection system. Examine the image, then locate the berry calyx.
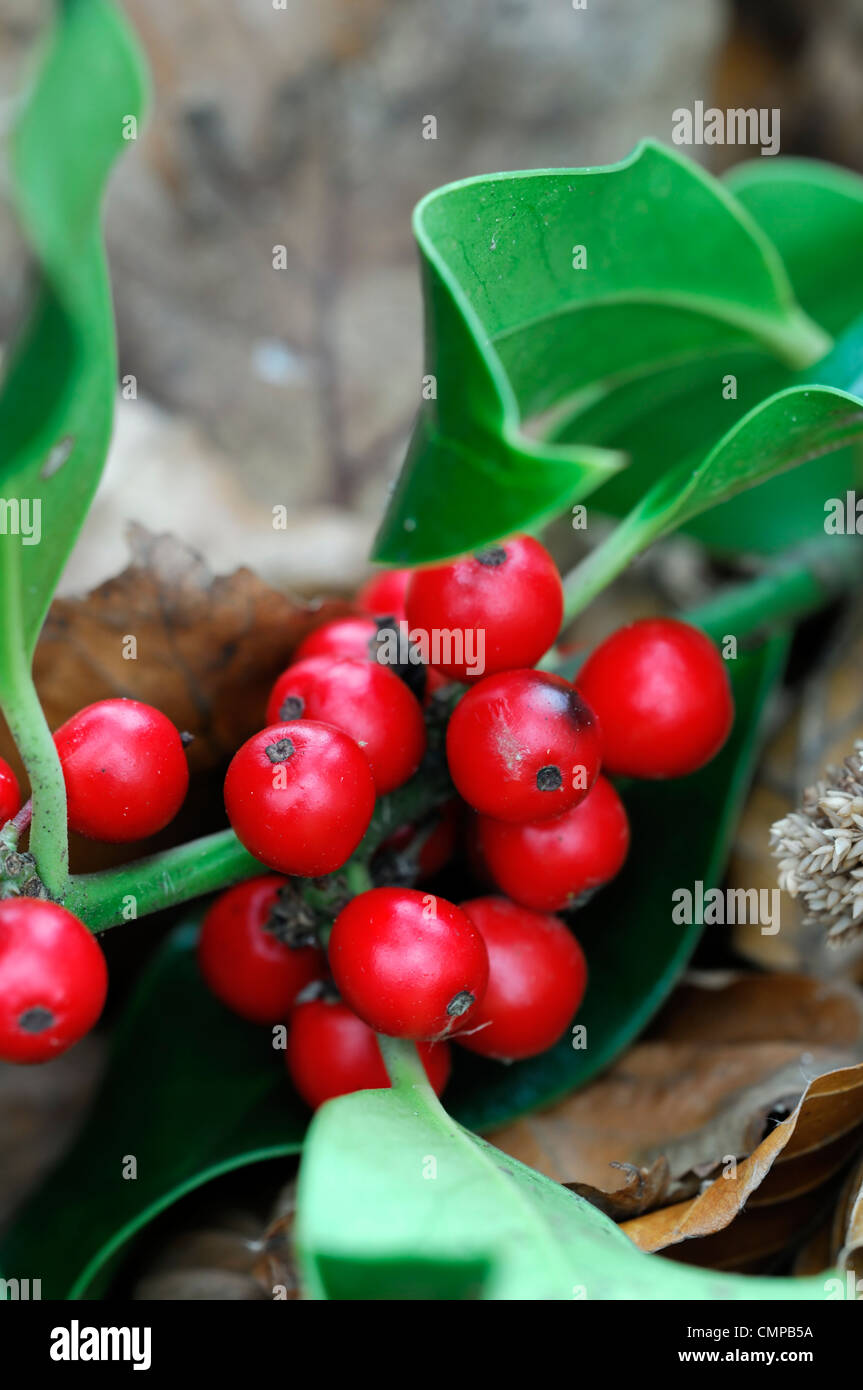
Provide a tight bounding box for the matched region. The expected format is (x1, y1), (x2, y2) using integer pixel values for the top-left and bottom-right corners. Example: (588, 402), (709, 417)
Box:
(445, 669), (602, 822)
(476, 775), (629, 912)
(0, 899), (108, 1063)
(197, 876), (325, 1024)
(224, 720), (375, 877)
(0, 757), (21, 825)
(328, 886), (488, 1040)
(286, 995), (450, 1109)
(356, 568), (412, 620)
(577, 618), (733, 779)
(265, 655), (426, 795)
(404, 534), (563, 680)
(458, 897), (587, 1060)
(53, 698), (189, 843)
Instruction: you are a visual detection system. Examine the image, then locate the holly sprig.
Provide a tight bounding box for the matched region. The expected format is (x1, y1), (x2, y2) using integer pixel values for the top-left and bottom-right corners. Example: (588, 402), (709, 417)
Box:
(3, 0), (863, 1305)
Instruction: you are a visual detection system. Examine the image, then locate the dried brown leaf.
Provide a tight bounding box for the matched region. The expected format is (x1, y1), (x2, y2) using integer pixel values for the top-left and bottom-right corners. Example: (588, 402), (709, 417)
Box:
(622, 1062), (863, 1254)
(29, 526), (350, 772)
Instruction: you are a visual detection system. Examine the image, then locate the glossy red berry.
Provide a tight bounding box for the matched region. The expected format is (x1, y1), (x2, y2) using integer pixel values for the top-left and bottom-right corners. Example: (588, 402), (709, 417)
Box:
(477, 775), (629, 913)
(265, 655), (426, 795)
(446, 669), (602, 822)
(458, 897), (587, 1060)
(356, 568), (412, 620)
(0, 899), (108, 1063)
(198, 876), (325, 1024)
(404, 535), (563, 681)
(329, 886), (488, 1040)
(287, 996), (451, 1109)
(53, 698), (189, 843)
(0, 757), (21, 825)
(577, 618), (733, 779)
(294, 615), (379, 664)
(224, 721), (375, 877)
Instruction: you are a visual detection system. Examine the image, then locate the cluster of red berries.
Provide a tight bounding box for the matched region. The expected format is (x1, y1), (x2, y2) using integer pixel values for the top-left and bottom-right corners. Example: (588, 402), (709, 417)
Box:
(0, 699), (190, 1063)
(198, 534), (733, 1108)
(0, 534), (733, 1088)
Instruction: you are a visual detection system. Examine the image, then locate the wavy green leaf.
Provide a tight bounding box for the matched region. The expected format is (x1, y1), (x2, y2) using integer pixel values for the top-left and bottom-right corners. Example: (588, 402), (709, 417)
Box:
(727, 158), (863, 337)
(565, 384), (863, 617)
(373, 140), (828, 564)
(566, 159), (863, 555)
(296, 1066), (833, 1300)
(0, 0), (147, 670)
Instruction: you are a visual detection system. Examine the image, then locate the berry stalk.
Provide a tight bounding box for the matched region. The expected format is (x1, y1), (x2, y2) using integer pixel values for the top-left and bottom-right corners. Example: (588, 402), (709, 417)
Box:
(561, 535), (862, 638)
(377, 1034), (441, 1100)
(63, 752), (452, 932)
(0, 577), (70, 895)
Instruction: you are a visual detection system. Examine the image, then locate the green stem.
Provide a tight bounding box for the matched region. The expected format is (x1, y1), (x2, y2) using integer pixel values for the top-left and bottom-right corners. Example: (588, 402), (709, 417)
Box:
(63, 753), (453, 933)
(377, 1035), (438, 1099)
(0, 548), (69, 892)
(559, 534), (862, 644)
(560, 512), (646, 625)
(64, 829), (261, 931)
(682, 540), (863, 642)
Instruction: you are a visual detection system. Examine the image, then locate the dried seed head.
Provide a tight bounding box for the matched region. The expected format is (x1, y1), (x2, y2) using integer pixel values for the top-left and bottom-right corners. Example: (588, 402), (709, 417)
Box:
(770, 740), (863, 947)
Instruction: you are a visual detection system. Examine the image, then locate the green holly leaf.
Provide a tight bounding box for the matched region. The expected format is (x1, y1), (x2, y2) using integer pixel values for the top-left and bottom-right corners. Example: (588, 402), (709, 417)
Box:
(569, 159), (863, 556)
(295, 1063), (833, 1300)
(566, 382), (863, 617)
(372, 140), (829, 565)
(0, 0), (147, 681)
(727, 158), (863, 336)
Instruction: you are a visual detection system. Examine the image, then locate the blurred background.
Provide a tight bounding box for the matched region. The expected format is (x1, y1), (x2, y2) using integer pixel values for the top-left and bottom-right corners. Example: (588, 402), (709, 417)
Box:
(1, 0), (861, 596)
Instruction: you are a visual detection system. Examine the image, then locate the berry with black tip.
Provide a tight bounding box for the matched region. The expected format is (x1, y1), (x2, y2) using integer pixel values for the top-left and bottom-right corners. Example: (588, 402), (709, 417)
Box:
(265, 655), (426, 794)
(404, 534), (563, 681)
(224, 721), (375, 877)
(0, 899), (108, 1064)
(446, 668), (602, 822)
(328, 886), (488, 1040)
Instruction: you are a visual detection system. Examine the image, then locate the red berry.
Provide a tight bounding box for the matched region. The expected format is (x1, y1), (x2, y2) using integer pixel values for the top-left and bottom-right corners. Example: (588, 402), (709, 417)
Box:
(224, 721), (375, 877)
(294, 615), (379, 664)
(53, 699), (189, 843)
(265, 655), (426, 795)
(446, 669), (601, 823)
(577, 619), (733, 779)
(404, 535), (563, 681)
(477, 775), (629, 913)
(356, 569), (412, 620)
(328, 887), (488, 1040)
(198, 876), (325, 1024)
(287, 996), (451, 1109)
(0, 899), (108, 1063)
(0, 757), (21, 825)
(458, 897), (587, 1060)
